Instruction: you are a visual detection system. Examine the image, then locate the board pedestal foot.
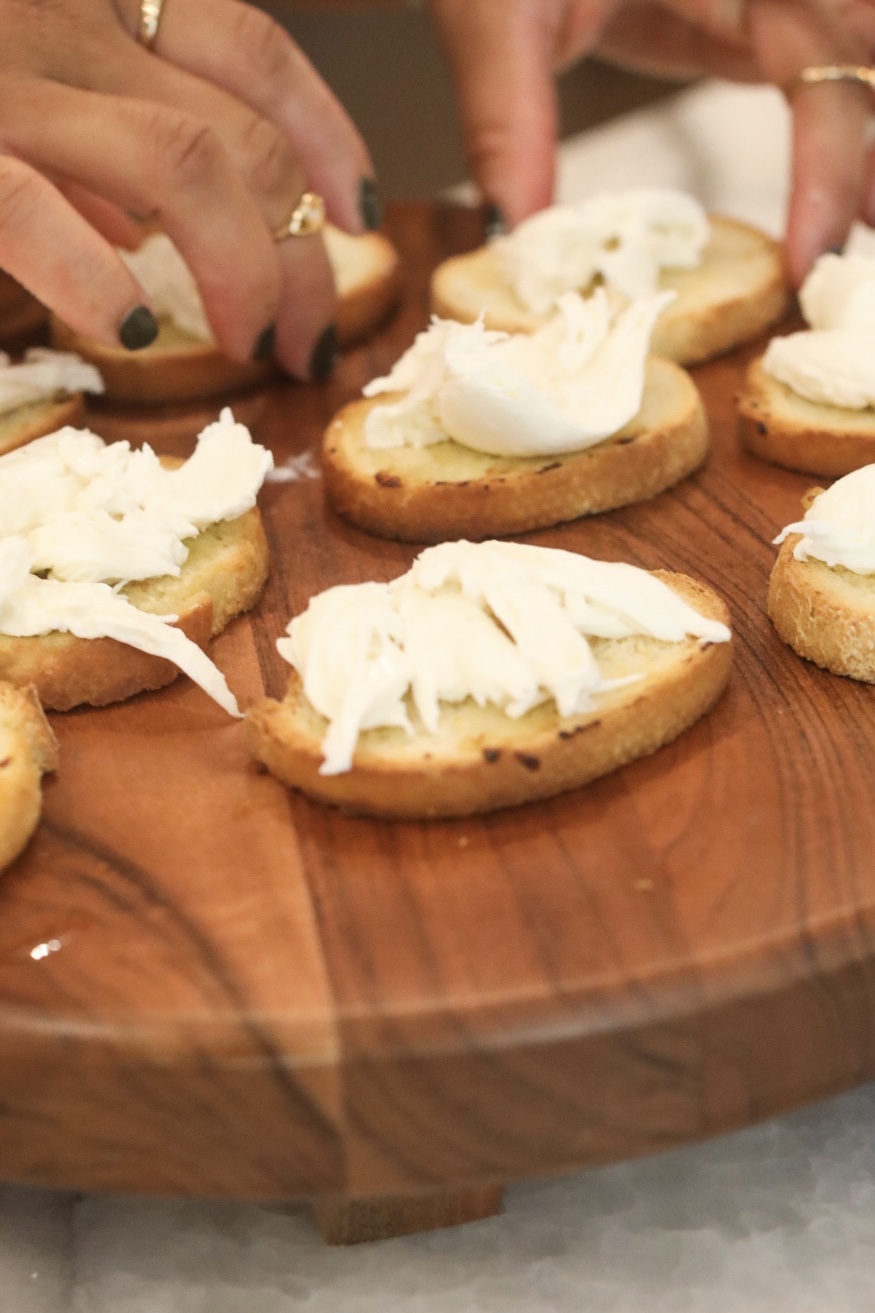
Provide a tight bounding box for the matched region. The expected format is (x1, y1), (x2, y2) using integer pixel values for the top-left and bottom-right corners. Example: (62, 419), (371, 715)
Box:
(312, 1184), (505, 1245)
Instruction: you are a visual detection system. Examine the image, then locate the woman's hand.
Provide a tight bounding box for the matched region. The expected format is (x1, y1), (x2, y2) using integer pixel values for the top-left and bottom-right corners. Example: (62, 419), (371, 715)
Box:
(0, 0), (377, 376)
(429, 0), (875, 286)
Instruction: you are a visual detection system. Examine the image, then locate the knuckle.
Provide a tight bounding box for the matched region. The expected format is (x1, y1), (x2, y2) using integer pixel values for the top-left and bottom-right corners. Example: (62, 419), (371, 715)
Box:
(239, 114), (300, 206)
(229, 5), (291, 88)
(149, 109), (224, 193)
(0, 158), (43, 238)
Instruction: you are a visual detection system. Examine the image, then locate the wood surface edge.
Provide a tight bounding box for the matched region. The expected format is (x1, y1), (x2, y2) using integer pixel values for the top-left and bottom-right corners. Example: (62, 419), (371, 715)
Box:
(2, 202), (875, 1207)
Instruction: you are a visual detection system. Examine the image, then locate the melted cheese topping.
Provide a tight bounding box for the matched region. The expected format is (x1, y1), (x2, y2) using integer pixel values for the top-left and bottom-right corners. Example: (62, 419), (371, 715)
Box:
(763, 253), (875, 408)
(0, 409), (273, 713)
(0, 349), (104, 418)
(278, 539), (730, 774)
(362, 289), (674, 458)
(774, 463), (875, 574)
(491, 188), (709, 315)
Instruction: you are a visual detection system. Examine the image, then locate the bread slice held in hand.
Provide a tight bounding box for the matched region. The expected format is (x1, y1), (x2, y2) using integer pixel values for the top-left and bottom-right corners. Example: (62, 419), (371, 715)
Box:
(769, 467), (875, 681)
(324, 291), (708, 542)
(432, 203), (787, 367)
(51, 227), (402, 404)
(246, 540), (732, 819)
(0, 410), (272, 712)
(0, 682), (58, 871)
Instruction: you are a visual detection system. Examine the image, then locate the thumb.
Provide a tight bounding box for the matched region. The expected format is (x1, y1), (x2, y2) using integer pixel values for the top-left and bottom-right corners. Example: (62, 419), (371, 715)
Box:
(430, 0), (612, 224)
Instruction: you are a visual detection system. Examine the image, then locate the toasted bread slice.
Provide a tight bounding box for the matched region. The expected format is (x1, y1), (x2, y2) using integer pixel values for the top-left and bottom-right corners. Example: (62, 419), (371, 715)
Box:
(246, 571), (731, 819)
(0, 272), (47, 346)
(431, 215), (788, 367)
(0, 683), (58, 870)
(324, 227), (402, 346)
(769, 533), (875, 681)
(738, 354), (875, 478)
(323, 356), (707, 542)
(0, 393), (85, 457)
(49, 316), (272, 406)
(0, 503), (269, 711)
(49, 227), (402, 404)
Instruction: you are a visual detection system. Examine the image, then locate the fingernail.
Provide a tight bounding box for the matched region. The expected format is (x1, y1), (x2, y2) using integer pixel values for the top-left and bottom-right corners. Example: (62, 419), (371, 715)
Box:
(826, 243), (845, 256)
(359, 177), (382, 231)
(118, 305), (158, 351)
(484, 203), (508, 239)
(310, 324), (339, 381)
(253, 323), (276, 362)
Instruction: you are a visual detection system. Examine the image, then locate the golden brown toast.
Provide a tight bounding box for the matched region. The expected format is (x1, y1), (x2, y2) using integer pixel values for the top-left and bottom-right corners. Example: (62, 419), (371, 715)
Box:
(431, 214), (788, 366)
(246, 571), (731, 819)
(0, 682), (58, 871)
(323, 356), (708, 541)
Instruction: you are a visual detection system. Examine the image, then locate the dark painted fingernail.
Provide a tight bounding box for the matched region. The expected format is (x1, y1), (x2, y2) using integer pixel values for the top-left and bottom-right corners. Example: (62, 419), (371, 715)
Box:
(118, 305), (158, 351)
(484, 203), (508, 239)
(359, 177), (382, 231)
(310, 324), (339, 381)
(253, 323), (276, 362)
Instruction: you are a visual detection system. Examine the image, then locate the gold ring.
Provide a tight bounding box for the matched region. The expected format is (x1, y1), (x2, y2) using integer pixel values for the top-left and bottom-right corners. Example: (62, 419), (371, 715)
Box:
(137, 0), (165, 50)
(786, 64), (875, 98)
(272, 192), (326, 241)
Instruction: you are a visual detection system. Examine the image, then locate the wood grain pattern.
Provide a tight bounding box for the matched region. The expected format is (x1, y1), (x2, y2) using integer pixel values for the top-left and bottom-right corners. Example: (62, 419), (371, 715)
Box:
(2, 204), (875, 1204)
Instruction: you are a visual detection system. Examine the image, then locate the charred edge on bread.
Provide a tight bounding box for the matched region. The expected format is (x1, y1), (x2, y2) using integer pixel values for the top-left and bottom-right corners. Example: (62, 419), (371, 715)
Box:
(375, 471), (402, 488)
(515, 751), (541, 771)
(756, 421), (767, 435)
(538, 462), (561, 474)
(482, 747), (502, 763)
(615, 436), (636, 446)
(557, 720), (601, 740)
(0, 758), (9, 768)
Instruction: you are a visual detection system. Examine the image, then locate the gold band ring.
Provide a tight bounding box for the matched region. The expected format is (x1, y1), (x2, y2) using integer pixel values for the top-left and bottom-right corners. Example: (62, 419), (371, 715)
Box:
(272, 192), (326, 242)
(786, 64), (875, 98)
(137, 0), (165, 50)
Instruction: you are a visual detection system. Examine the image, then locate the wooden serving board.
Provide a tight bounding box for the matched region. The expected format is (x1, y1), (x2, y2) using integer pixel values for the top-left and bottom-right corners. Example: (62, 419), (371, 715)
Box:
(3, 204), (875, 1208)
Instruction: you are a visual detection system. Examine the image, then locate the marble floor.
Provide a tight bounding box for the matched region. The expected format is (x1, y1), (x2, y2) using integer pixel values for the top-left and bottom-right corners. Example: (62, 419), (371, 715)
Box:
(5, 1080), (875, 1311)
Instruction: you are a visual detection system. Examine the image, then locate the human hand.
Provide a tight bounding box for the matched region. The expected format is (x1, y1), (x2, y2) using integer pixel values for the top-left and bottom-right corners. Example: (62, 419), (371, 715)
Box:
(429, 0), (875, 286)
(0, 0), (378, 377)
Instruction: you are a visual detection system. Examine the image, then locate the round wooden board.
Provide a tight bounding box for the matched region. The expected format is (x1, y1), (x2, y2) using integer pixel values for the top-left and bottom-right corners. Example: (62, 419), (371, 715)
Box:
(3, 205), (875, 1204)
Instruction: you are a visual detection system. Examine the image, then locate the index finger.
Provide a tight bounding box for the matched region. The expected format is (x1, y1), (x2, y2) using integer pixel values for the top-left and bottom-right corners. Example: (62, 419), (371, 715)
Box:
(430, 0), (614, 224)
(749, 0), (871, 284)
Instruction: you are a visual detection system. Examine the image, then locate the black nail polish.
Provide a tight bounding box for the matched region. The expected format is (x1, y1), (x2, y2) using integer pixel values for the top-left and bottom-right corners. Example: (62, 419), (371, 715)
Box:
(310, 324), (339, 381)
(118, 305), (158, 351)
(253, 323), (276, 362)
(484, 203), (508, 239)
(359, 177), (382, 231)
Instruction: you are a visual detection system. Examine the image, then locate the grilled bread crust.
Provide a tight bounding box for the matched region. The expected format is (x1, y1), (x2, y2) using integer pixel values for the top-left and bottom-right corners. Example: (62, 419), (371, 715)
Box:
(0, 683), (58, 871)
(738, 354), (875, 478)
(245, 572), (731, 819)
(431, 214), (788, 367)
(323, 356), (708, 542)
(0, 394), (86, 457)
(0, 464), (269, 711)
(49, 228), (402, 403)
(769, 533), (875, 682)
